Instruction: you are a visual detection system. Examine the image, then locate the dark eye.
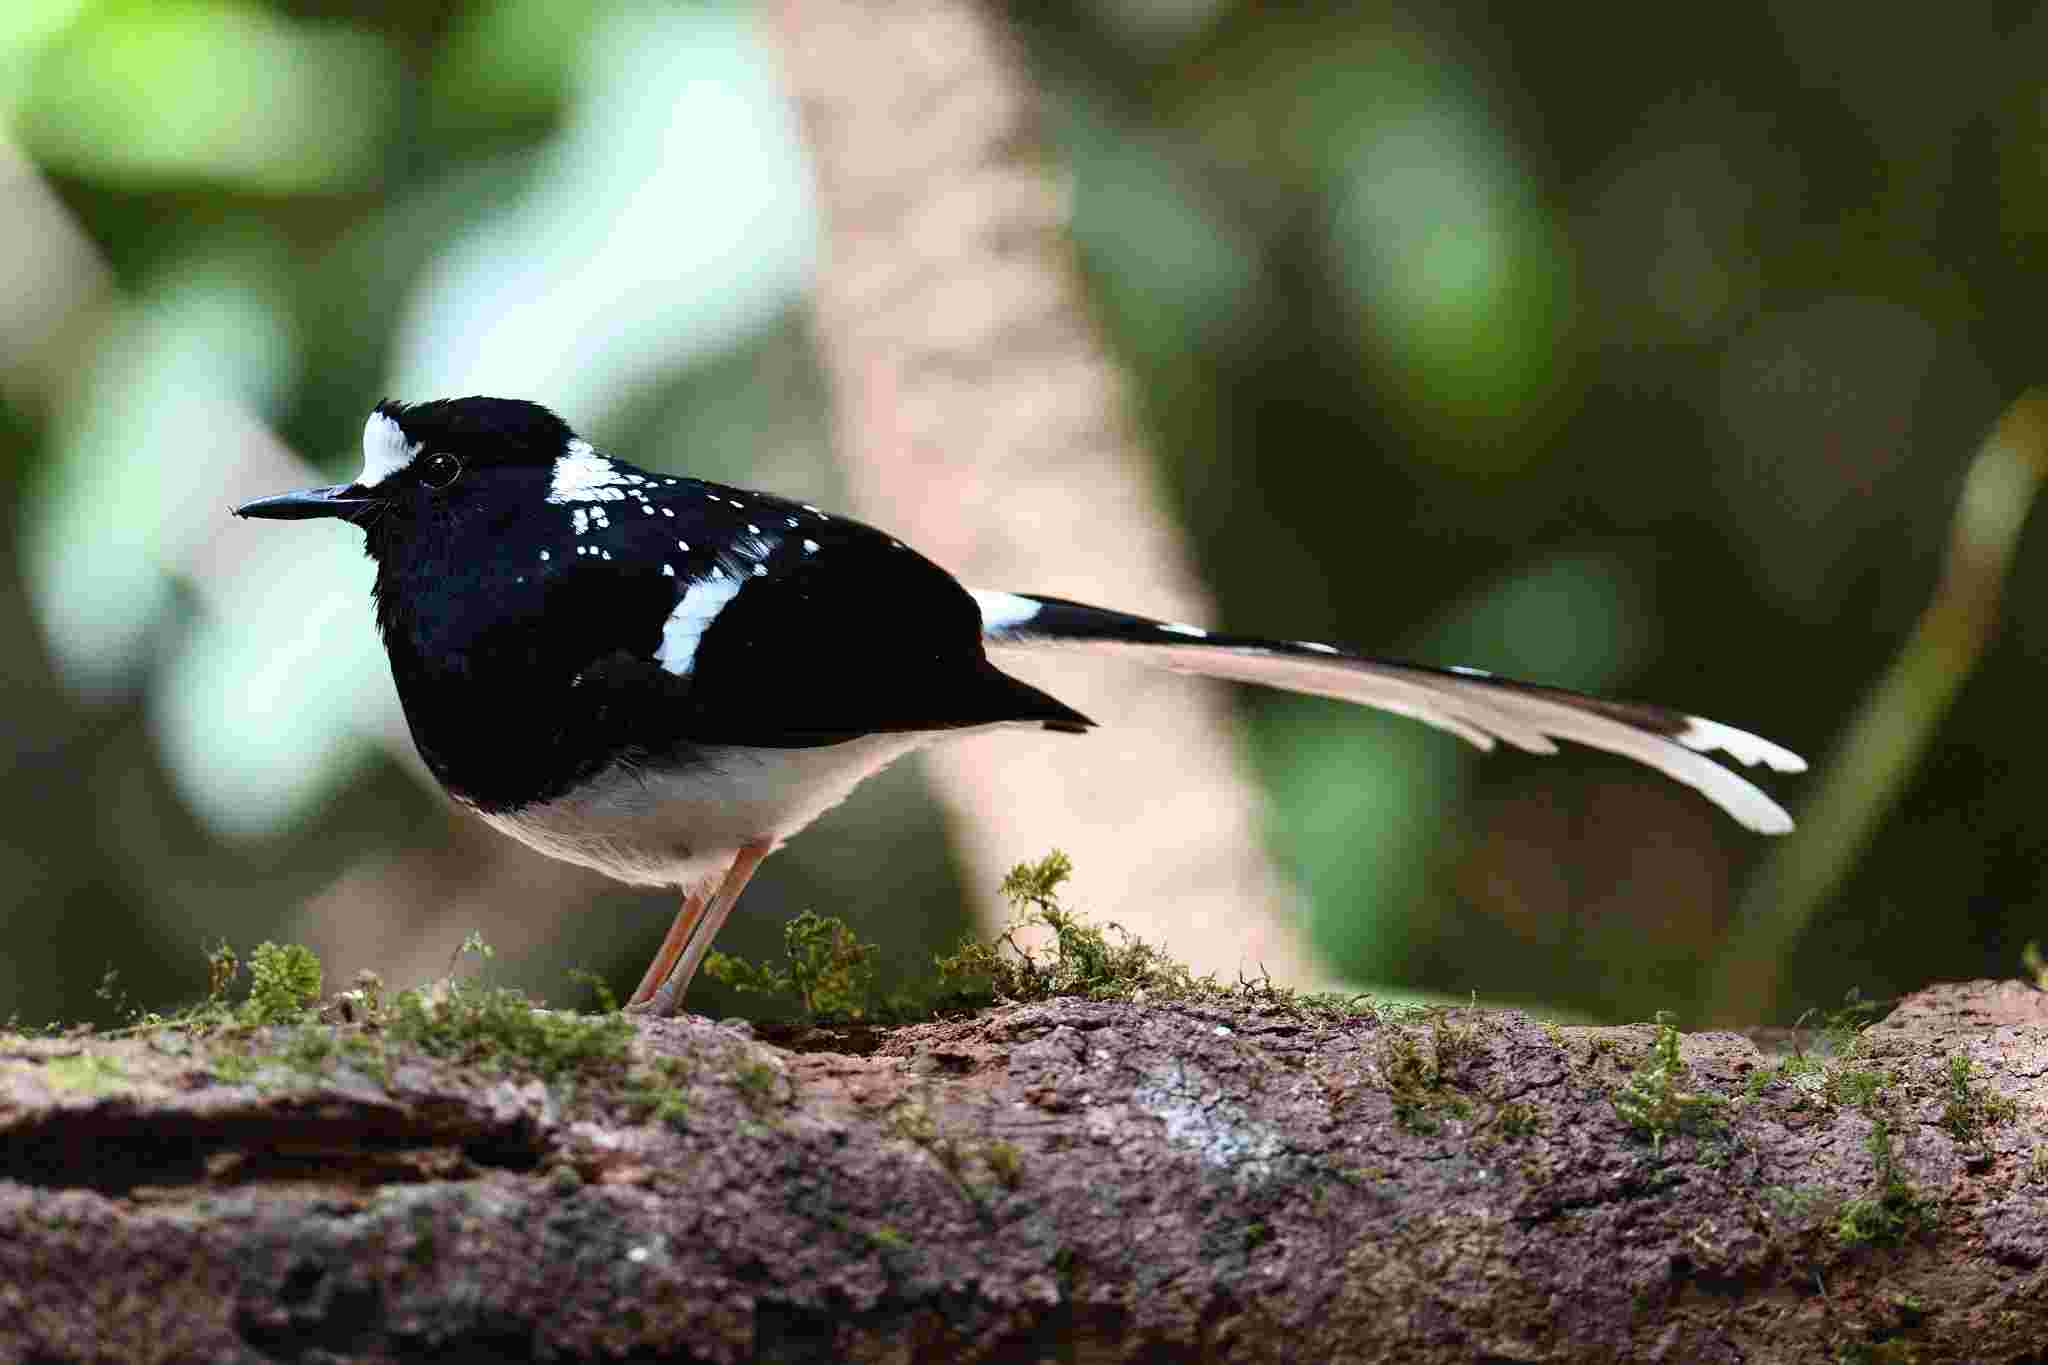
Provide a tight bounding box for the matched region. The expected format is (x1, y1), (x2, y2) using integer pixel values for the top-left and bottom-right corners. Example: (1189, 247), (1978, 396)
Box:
(420, 452), (462, 490)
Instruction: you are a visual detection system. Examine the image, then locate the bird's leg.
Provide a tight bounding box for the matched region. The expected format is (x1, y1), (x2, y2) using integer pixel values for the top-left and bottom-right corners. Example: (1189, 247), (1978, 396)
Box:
(626, 882), (712, 1009)
(640, 841), (771, 1018)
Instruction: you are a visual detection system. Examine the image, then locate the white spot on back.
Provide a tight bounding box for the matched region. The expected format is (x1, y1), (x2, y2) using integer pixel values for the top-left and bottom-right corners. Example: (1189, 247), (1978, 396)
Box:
(571, 508), (589, 535)
(1295, 641), (1340, 655)
(802, 539), (819, 554)
(746, 524), (761, 535)
(546, 441), (630, 503)
(539, 550), (550, 561)
(357, 411), (419, 489)
(1157, 622), (1208, 638)
(662, 563), (675, 577)
(656, 571), (745, 676)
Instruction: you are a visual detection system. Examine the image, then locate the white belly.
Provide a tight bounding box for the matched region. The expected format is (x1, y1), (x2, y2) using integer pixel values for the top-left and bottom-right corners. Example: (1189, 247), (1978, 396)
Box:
(473, 732), (944, 888)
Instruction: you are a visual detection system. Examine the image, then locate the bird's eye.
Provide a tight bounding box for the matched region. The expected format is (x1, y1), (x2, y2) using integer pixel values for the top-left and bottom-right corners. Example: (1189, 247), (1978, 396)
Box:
(420, 452), (462, 490)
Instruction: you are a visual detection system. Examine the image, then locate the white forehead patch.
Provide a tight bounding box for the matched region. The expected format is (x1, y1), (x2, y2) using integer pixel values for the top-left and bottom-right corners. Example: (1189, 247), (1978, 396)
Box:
(547, 439), (630, 504)
(358, 411), (420, 488)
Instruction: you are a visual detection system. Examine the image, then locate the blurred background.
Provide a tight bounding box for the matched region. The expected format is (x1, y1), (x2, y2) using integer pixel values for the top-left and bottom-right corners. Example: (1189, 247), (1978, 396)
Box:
(2, 0), (2043, 1029)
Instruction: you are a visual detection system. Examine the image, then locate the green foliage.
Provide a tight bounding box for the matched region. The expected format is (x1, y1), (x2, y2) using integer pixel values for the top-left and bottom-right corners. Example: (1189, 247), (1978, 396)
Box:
(1835, 1113), (1926, 1247)
(694, 850), (1372, 1022)
(982, 1139), (1024, 1189)
(387, 975), (632, 1083)
(934, 850), (1203, 1004)
(1937, 1055), (2017, 1147)
(621, 1054), (693, 1129)
(241, 942), (323, 1026)
(702, 909), (877, 1019)
(41, 1053), (127, 1094)
(1611, 1015), (1726, 1153)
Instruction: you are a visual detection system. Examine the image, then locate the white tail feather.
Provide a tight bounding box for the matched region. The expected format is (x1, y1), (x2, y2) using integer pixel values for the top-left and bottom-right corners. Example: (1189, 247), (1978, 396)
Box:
(976, 592), (1804, 835)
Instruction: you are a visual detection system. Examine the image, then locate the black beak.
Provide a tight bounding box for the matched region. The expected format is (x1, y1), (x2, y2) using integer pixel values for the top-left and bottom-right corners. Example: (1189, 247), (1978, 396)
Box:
(233, 484), (377, 523)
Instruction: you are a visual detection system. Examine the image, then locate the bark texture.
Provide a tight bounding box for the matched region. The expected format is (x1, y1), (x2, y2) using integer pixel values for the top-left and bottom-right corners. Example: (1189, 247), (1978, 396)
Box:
(3, 979), (2046, 1363)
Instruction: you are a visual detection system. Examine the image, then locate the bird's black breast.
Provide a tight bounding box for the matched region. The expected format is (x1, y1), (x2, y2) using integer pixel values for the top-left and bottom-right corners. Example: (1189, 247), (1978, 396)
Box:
(372, 456), (1082, 812)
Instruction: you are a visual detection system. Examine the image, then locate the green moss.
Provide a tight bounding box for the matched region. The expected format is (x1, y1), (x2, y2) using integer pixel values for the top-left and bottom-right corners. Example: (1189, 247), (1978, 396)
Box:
(622, 1054), (694, 1129)
(1937, 1055), (2017, 1147)
(868, 1223), (909, 1252)
(207, 1049), (263, 1086)
(242, 942), (323, 1026)
(1378, 1019), (1475, 1134)
(1835, 1112), (1926, 1247)
(692, 851), (1372, 1024)
(1494, 1101), (1541, 1138)
(934, 850), (1187, 1003)
(703, 910), (878, 1019)
(387, 975), (633, 1082)
(1610, 1016), (1726, 1153)
(282, 1025), (337, 1074)
(982, 1138), (1023, 1188)
(730, 1057), (788, 1111)
(41, 1053), (126, 1094)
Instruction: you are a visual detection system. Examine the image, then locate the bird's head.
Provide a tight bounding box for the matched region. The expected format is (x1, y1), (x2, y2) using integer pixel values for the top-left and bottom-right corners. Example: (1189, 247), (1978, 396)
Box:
(233, 397), (576, 535)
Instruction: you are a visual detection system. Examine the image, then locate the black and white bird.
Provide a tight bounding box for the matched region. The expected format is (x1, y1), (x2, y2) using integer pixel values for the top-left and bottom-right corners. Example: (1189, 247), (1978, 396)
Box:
(235, 397), (1805, 1015)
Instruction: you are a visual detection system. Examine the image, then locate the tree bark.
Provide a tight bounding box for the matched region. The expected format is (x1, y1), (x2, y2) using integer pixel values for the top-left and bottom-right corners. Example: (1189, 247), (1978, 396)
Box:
(766, 0), (1327, 989)
(3, 979), (2043, 1362)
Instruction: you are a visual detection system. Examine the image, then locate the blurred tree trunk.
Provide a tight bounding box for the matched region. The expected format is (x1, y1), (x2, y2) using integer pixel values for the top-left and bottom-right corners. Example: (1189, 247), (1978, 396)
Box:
(3, 979), (2043, 1361)
(765, 0), (1328, 988)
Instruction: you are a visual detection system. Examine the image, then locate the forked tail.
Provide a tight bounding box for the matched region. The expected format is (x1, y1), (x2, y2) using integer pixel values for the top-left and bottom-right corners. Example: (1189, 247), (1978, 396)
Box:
(971, 590), (1806, 834)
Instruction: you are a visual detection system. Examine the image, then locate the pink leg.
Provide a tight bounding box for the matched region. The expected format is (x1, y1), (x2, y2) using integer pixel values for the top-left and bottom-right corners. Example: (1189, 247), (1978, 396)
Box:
(627, 883), (711, 1008)
(640, 842), (772, 1018)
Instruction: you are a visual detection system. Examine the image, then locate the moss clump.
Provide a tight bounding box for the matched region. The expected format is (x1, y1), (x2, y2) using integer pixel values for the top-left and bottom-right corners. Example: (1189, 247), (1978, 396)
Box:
(695, 851), (1372, 1023)
(1493, 1101), (1541, 1138)
(982, 1138), (1023, 1188)
(242, 942), (323, 1026)
(1611, 1015), (1726, 1153)
(703, 910), (878, 1019)
(1378, 1019), (1476, 1134)
(621, 1054), (694, 1128)
(933, 851), (1229, 1008)
(1937, 1055), (2016, 1148)
(41, 1053), (127, 1094)
(1835, 1111), (1926, 1246)
(387, 975), (632, 1083)
(729, 1057), (789, 1111)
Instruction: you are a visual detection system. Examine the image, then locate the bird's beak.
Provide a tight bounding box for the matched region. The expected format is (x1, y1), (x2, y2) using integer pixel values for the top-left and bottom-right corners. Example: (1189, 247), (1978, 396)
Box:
(233, 484), (377, 523)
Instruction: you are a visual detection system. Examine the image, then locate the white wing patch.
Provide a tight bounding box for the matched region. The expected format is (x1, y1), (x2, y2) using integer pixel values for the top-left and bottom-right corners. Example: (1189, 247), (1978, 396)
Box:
(547, 440), (632, 504)
(655, 569), (744, 677)
(969, 589), (1043, 637)
(357, 411), (419, 488)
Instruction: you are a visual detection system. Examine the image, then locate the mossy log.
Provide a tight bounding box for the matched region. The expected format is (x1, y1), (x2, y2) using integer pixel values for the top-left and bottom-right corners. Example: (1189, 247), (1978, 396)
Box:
(3, 980), (2047, 1362)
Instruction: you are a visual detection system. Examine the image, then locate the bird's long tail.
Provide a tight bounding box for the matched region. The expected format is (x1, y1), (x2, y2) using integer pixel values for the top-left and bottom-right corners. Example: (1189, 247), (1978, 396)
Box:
(970, 590), (1806, 835)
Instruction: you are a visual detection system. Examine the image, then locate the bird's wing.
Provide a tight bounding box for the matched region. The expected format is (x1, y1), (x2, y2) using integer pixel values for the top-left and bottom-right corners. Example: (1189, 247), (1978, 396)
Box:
(549, 469), (1085, 747)
(973, 590), (1805, 834)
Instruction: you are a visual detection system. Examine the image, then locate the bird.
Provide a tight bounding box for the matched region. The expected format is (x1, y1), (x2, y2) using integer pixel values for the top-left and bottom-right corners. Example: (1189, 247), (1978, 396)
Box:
(235, 396), (1806, 1016)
